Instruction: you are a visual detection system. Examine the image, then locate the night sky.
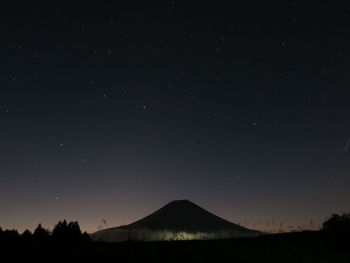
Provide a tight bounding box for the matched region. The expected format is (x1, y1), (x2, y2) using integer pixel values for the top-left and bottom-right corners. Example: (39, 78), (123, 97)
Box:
(1, 1), (350, 233)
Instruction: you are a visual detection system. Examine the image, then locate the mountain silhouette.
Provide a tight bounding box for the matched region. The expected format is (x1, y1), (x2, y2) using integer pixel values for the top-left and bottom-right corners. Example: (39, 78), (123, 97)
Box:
(92, 200), (261, 241)
(123, 199), (251, 232)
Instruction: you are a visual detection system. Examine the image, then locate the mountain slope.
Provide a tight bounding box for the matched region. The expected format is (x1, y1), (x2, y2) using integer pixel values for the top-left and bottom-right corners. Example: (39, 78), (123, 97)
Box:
(121, 200), (250, 232)
(92, 200), (261, 241)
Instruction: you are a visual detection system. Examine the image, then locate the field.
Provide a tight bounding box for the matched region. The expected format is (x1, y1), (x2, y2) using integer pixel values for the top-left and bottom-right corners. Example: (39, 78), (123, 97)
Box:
(2, 230), (349, 262)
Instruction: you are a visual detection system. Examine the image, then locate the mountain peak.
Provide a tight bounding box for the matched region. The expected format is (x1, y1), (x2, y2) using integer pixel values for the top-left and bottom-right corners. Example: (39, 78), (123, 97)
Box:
(166, 199), (195, 206)
(170, 199), (191, 203)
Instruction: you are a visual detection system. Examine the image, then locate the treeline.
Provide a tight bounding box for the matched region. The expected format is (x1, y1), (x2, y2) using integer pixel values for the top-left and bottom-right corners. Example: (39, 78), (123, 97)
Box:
(0, 220), (90, 244)
(0, 215), (349, 262)
(0, 212), (349, 244)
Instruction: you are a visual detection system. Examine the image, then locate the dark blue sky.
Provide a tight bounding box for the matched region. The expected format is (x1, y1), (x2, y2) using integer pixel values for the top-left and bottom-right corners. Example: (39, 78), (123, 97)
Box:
(1, 1), (350, 233)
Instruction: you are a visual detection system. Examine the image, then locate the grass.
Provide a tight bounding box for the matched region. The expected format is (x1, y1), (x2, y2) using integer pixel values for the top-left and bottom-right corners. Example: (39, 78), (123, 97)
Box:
(2, 214), (350, 262)
(3, 230), (345, 262)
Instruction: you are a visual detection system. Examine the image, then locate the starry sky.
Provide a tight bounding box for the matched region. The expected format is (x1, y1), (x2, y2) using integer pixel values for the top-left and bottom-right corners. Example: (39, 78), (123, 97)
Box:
(1, 1), (350, 233)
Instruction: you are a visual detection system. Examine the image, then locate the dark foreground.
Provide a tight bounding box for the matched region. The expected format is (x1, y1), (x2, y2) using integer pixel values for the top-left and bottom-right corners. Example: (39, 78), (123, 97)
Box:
(1, 231), (349, 262)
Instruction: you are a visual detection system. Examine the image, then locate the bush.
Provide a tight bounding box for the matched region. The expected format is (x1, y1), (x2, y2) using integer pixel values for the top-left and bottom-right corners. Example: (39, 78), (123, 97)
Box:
(322, 213), (350, 244)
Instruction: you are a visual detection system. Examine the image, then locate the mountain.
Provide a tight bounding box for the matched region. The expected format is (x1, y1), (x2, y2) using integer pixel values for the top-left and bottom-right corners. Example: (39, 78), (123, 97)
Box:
(92, 200), (261, 242)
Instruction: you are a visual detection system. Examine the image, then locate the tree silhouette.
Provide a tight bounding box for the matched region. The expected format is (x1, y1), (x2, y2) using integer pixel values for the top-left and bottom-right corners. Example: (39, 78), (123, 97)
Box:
(52, 220), (68, 242)
(52, 220), (88, 243)
(21, 229), (33, 241)
(67, 221), (82, 240)
(0, 229), (20, 243)
(33, 223), (50, 243)
(323, 213), (350, 245)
